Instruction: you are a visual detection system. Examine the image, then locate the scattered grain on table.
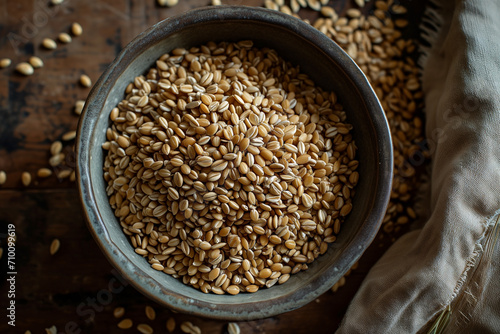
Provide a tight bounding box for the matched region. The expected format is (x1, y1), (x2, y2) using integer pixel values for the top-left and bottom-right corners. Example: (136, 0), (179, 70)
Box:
(113, 306), (125, 318)
(180, 321), (201, 334)
(29, 56), (44, 69)
(71, 22), (83, 36)
(69, 170), (76, 182)
(42, 38), (57, 50)
(354, 0), (365, 7)
(57, 169), (72, 179)
(49, 153), (64, 167)
(50, 141), (63, 156)
(45, 326), (57, 334)
(0, 58), (11, 68)
(145, 305), (156, 320)
(117, 318), (133, 329)
(137, 323), (154, 334)
(50, 238), (60, 255)
(62, 130), (76, 141)
(311, 0), (427, 239)
(16, 62), (34, 76)
(21, 171), (31, 186)
(157, 0), (179, 7)
(37, 168), (53, 178)
(331, 261), (358, 293)
(74, 100), (85, 115)
(320, 6), (337, 19)
(228, 323), (241, 334)
(166, 317), (176, 332)
(58, 32), (72, 43)
(79, 74), (92, 87)
(331, 276), (346, 293)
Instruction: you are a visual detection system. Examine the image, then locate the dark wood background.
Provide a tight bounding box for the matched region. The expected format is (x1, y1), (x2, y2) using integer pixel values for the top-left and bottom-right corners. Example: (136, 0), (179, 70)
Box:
(0, 0), (426, 333)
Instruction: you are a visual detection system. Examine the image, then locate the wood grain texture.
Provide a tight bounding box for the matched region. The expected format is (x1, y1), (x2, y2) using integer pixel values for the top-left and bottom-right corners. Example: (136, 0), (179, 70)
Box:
(0, 0), (426, 332)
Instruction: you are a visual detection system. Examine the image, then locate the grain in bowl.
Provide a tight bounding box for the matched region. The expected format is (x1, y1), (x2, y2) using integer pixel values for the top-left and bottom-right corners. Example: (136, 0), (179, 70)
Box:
(102, 40), (358, 295)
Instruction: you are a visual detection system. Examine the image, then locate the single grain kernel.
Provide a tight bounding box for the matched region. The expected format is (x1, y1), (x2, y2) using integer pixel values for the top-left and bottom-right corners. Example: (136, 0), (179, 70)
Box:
(16, 62), (34, 76)
(227, 285), (240, 295)
(117, 318), (133, 329)
(0, 58), (11, 68)
(137, 324), (153, 334)
(166, 317), (176, 332)
(158, 0), (179, 6)
(0, 171), (6, 185)
(113, 307), (124, 318)
(37, 168), (53, 178)
(58, 32), (72, 43)
(228, 323), (241, 334)
(21, 171), (31, 186)
(29, 56), (43, 68)
(180, 321), (200, 334)
(74, 100), (85, 115)
(50, 141), (63, 155)
(62, 130), (76, 141)
(80, 74), (92, 87)
(50, 238), (60, 255)
(145, 306), (156, 320)
(42, 38), (57, 50)
(71, 22), (83, 36)
(45, 326), (57, 334)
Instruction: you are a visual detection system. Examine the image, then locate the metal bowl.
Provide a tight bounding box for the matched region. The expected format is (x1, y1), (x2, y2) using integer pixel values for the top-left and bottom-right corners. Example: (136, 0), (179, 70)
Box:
(76, 6), (392, 320)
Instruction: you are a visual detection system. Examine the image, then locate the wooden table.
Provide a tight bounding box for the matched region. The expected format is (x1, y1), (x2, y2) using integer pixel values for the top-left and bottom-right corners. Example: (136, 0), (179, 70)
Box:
(0, 0), (426, 333)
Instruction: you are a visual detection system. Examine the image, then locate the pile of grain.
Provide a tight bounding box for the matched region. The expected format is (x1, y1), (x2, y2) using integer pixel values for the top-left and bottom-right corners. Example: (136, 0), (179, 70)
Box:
(102, 40), (358, 294)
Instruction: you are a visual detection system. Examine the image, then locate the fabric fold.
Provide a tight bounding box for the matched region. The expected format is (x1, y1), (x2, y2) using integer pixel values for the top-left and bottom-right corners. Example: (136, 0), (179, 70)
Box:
(337, 0), (500, 332)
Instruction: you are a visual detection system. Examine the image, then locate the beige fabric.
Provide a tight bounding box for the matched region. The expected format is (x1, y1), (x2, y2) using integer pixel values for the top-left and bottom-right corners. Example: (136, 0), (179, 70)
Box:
(337, 0), (500, 333)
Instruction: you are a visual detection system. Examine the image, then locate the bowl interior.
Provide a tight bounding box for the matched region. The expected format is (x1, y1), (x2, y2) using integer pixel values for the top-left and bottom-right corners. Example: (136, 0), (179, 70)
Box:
(77, 6), (392, 320)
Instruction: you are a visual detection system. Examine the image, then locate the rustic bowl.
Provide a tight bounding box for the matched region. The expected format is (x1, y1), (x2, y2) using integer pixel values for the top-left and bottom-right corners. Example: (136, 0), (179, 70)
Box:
(76, 6), (392, 320)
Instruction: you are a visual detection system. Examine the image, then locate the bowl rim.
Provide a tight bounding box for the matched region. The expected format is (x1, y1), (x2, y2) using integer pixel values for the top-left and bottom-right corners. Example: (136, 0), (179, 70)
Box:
(76, 5), (393, 320)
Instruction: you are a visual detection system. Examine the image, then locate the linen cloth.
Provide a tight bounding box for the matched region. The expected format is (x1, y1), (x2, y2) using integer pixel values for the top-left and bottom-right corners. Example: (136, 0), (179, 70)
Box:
(337, 0), (500, 332)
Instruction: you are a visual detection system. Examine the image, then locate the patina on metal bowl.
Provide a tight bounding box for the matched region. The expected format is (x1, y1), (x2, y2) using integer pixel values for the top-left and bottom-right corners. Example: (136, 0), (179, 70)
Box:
(76, 6), (392, 320)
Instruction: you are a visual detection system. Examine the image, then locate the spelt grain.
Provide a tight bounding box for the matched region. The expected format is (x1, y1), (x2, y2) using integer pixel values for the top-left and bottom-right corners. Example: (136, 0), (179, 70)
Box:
(158, 0), (179, 6)
(71, 22), (83, 36)
(16, 62), (34, 76)
(21, 171), (31, 186)
(74, 100), (85, 115)
(180, 321), (201, 334)
(42, 38), (57, 50)
(79, 74), (92, 87)
(37, 168), (53, 178)
(0, 58), (11, 68)
(113, 306), (125, 318)
(29, 56), (43, 68)
(137, 324), (153, 334)
(228, 322), (240, 334)
(50, 238), (60, 255)
(117, 318), (133, 329)
(103, 41), (357, 295)
(45, 326), (57, 334)
(166, 317), (176, 332)
(145, 305), (156, 320)
(58, 32), (72, 43)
